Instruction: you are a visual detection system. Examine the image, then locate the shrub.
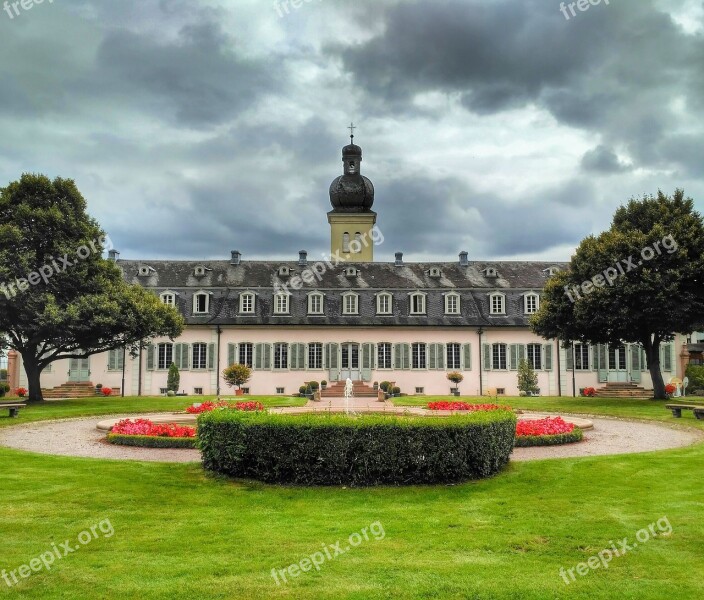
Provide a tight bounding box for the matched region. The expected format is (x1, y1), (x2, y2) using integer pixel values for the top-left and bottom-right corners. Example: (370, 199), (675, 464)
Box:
(222, 363), (252, 390)
(305, 384), (313, 396)
(101, 387), (113, 397)
(685, 365), (704, 391)
(447, 372), (464, 386)
(167, 363), (180, 392)
(95, 383), (103, 389)
(15, 387), (27, 398)
(514, 429), (583, 447)
(167, 390), (176, 397)
(392, 386), (401, 395)
(299, 386), (307, 395)
(308, 381), (319, 391)
(0, 368), (7, 381)
(379, 381), (391, 392)
(107, 434), (197, 449)
(517, 359), (539, 394)
(321, 380), (328, 386)
(0, 382), (10, 397)
(198, 410), (517, 486)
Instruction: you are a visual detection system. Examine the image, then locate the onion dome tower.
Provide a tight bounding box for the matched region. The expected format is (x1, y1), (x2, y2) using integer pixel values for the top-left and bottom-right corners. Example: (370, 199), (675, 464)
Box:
(327, 124), (377, 262)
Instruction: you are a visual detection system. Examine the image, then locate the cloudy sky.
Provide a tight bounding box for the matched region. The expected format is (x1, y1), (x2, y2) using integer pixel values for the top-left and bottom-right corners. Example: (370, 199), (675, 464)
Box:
(1, 0), (703, 263)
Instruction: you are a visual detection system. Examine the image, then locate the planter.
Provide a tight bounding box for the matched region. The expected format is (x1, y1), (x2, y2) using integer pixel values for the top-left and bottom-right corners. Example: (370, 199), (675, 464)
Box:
(452, 390), (460, 397)
(235, 389), (244, 396)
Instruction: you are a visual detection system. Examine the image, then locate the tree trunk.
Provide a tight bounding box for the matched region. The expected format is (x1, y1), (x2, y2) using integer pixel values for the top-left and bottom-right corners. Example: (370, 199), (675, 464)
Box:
(21, 353), (44, 403)
(643, 339), (666, 400)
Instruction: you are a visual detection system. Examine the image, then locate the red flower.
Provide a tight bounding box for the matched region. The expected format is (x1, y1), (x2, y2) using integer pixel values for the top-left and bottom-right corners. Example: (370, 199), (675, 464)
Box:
(101, 387), (113, 397)
(583, 387), (596, 397)
(185, 400), (264, 414)
(111, 419), (196, 438)
(516, 417), (574, 437)
(665, 384), (676, 394)
(14, 387), (27, 398)
(427, 402), (509, 412)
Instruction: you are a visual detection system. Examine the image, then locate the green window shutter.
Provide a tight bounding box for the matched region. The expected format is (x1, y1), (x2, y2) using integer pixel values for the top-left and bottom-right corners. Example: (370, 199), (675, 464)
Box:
(462, 343), (471, 371)
(436, 343), (445, 370)
(394, 343), (402, 370)
(428, 344), (437, 370)
(146, 344), (155, 371)
(597, 344), (607, 382)
(325, 343), (339, 370)
(108, 350), (116, 371)
(565, 345), (574, 371)
(182, 344), (191, 370)
(117, 349), (124, 371)
(482, 343), (491, 371)
(294, 343), (305, 370)
(264, 344), (272, 370)
(174, 344), (182, 370)
(254, 343), (263, 370)
(509, 344), (519, 370)
(228, 343), (236, 367)
(289, 343), (297, 370)
(403, 343), (411, 370)
(207, 343), (215, 370)
(630, 345), (642, 383)
(361, 343), (373, 381)
(518, 344), (526, 363)
(544, 344), (553, 371)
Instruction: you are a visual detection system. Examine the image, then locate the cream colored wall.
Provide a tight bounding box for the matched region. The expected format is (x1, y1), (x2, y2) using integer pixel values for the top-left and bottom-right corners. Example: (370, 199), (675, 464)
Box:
(327, 213), (376, 262)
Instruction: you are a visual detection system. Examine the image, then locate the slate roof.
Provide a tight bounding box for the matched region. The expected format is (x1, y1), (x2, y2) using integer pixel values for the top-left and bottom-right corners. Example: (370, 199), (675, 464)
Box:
(118, 259), (567, 328)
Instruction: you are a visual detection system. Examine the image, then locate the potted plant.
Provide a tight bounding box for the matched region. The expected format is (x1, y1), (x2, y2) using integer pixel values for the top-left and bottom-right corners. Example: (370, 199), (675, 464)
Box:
(309, 381), (319, 392)
(321, 380), (328, 390)
(392, 386), (401, 397)
(305, 384), (314, 400)
(95, 383), (103, 394)
(299, 385), (307, 397)
(447, 371), (464, 397)
(222, 364), (252, 396)
(167, 363), (180, 395)
(15, 387), (27, 398)
(373, 381), (379, 391)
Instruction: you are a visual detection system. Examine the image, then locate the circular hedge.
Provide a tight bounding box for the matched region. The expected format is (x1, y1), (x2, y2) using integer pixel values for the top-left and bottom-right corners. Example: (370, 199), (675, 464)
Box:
(514, 428), (583, 447)
(106, 433), (197, 449)
(197, 410), (517, 486)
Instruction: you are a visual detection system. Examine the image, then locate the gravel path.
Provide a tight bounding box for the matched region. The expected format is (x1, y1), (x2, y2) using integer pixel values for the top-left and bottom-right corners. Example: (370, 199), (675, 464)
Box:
(0, 413), (701, 463)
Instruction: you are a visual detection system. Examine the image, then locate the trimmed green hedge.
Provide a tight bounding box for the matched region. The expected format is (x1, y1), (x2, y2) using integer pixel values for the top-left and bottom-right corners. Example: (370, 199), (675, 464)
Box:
(198, 410), (517, 486)
(106, 433), (197, 449)
(514, 428), (583, 447)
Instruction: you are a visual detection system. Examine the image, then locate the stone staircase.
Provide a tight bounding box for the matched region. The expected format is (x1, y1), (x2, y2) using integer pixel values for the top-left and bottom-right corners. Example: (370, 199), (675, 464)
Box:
(320, 380), (377, 398)
(594, 382), (652, 399)
(41, 382), (120, 399)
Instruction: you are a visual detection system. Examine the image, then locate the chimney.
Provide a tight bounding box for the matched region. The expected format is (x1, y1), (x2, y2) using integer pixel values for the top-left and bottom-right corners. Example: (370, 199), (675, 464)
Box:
(394, 252), (404, 266)
(459, 251), (468, 267)
(298, 250), (308, 267)
(108, 249), (120, 261)
(230, 250), (241, 265)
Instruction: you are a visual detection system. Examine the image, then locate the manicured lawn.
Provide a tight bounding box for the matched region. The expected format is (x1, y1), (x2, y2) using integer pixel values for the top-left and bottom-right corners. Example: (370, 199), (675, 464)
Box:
(0, 396), (703, 598)
(0, 395), (306, 429)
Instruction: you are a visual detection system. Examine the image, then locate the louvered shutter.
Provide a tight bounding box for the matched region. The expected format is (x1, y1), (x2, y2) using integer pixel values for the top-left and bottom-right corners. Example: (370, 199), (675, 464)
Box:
(662, 343), (673, 371)
(228, 343), (236, 367)
(207, 343), (215, 370)
(565, 344), (574, 371)
(544, 344), (553, 371)
(146, 344), (155, 371)
(462, 343), (471, 371)
(630, 345), (641, 383)
(361, 343), (373, 381)
(483, 344), (491, 371)
(509, 344), (519, 371)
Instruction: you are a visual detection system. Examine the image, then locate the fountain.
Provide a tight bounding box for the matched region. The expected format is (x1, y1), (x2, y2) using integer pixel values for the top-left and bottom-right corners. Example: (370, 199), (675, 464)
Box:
(343, 377), (354, 416)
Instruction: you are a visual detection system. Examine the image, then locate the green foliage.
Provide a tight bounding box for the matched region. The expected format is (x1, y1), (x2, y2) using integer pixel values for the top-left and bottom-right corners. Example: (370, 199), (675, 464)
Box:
(517, 359), (539, 394)
(298, 385), (306, 395)
(197, 410), (516, 485)
(392, 386), (401, 395)
(167, 363), (180, 392)
(0, 174), (184, 401)
(305, 384), (313, 396)
(514, 428), (584, 447)
(685, 365), (704, 391)
(106, 433), (197, 449)
(531, 189), (704, 399)
(307, 381), (319, 391)
(0, 382), (9, 397)
(0, 368), (7, 380)
(166, 390), (176, 397)
(380, 381), (391, 392)
(222, 363), (252, 389)
(447, 371), (464, 385)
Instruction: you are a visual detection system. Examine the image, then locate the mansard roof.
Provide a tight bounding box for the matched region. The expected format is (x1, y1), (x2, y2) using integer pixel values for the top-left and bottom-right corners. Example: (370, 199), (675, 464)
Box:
(118, 259), (566, 328)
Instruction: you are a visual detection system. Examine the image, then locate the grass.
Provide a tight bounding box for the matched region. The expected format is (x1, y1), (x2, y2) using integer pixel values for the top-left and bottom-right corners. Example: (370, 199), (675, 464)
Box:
(0, 395), (703, 598)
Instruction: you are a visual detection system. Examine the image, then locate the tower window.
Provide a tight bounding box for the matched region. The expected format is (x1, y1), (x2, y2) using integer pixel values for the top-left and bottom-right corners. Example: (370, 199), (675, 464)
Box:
(342, 232), (350, 253)
(348, 161), (356, 173)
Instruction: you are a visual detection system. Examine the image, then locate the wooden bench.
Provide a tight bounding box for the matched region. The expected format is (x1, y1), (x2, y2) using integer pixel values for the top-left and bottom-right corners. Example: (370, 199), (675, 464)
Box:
(0, 403), (26, 418)
(666, 403), (704, 419)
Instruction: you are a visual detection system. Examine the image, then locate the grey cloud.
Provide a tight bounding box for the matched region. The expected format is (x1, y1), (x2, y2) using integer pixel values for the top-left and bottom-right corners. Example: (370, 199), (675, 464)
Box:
(581, 145), (633, 174)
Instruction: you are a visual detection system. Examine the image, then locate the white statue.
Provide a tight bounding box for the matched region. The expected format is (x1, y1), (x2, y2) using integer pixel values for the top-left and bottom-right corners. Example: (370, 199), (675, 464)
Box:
(343, 378), (354, 416)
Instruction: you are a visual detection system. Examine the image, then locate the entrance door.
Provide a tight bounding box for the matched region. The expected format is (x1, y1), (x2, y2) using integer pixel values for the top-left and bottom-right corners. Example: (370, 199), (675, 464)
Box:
(68, 358), (91, 382)
(340, 343), (360, 380)
(607, 345), (628, 382)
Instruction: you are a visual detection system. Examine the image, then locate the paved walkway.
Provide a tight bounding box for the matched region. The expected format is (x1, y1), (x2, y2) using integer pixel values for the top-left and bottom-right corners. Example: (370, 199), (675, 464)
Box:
(0, 410), (701, 464)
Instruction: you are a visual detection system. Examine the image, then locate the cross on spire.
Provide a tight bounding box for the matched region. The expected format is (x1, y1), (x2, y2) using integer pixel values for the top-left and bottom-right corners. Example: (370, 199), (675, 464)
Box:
(348, 122), (356, 143)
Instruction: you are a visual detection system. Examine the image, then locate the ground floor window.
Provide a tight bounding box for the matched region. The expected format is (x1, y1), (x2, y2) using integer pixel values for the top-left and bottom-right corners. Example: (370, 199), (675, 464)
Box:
(492, 343), (507, 370)
(574, 343), (589, 370)
(276, 387), (285, 394)
(194, 387), (203, 395)
(158, 343), (173, 370)
(239, 343), (253, 368)
(412, 343), (427, 369)
(527, 343), (542, 370)
(446, 343), (461, 369)
(377, 343), (392, 369)
(192, 343), (207, 370)
(608, 345), (627, 370)
(274, 343), (288, 370)
(308, 343), (323, 369)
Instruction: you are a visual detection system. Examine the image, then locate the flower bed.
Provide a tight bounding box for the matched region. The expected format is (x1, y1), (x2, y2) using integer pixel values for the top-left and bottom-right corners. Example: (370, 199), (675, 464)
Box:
(106, 419), (197, 448)
(198, 410), (517, 486)
(514, 417), (583, 447)
(427, 401), (508, 412)
(186, 400), (265, 414)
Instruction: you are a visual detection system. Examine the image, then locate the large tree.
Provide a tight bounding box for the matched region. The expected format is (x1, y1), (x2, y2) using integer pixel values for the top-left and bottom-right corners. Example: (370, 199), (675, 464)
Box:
(531, 189), (704, 400)
(0, 174), (184, 401)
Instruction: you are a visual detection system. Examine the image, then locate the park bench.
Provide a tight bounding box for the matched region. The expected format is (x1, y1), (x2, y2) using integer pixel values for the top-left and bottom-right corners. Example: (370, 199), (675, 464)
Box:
(666, 404), (704, 419)
(0, 403), (26, 418)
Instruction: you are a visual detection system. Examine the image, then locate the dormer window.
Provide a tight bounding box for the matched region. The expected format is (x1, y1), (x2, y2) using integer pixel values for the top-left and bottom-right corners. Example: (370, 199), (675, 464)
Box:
(239, 292), (255, 314)
(308, 291), (324, 315)
(342, 291), (359, 315)
(409, 292), (426, 315)
(138, 265), (153, 277)
(376, 292), (392, 315)
(194, 265), (209, 277)
(193, 291), (210, 314)
(160, 291), (177, 307)
(524, 293), (540, 314)
(544, 266), (561, 277)
(428, 267), (442, 278)
(274, 292), (290, 315)
(278, 266), (291, 278)
(444, 292), (460, 315)
(489, 292), (505, 315)
(344, 266), (358, 278)
(483, 267), (498, 278)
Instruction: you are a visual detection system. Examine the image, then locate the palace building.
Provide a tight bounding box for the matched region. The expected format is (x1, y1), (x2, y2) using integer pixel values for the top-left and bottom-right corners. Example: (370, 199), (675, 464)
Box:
(9, 140), (687, 398)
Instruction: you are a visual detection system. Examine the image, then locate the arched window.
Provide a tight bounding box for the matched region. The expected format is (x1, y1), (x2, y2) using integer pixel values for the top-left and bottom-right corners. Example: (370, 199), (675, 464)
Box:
(489, 292), (505, 315)
(342, 232), (350, 253)
(524, 293), (540, 314)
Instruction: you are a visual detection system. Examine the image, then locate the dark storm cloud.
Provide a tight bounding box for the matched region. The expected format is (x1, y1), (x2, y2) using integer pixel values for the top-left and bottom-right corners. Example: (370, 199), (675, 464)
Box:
(581, 145), (632, 174)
